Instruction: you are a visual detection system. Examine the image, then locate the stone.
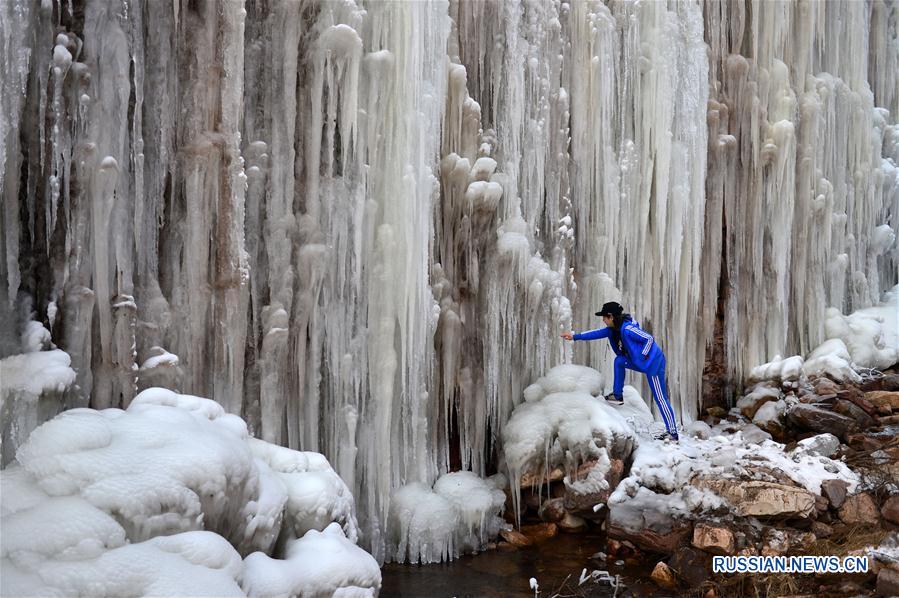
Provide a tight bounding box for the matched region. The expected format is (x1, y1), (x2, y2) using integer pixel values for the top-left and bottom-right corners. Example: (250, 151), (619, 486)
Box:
(838, 493), (880, 526)
(651, 561), (677, 589)
(669, 546), (712, 587)
(741, 423), (773, 444)
(706, 406), (727, 418)
(563, 458), (623, 517)
(740, 393), (779, 420)
(879, 415), (899, 425)
(880, 495), (899, 525)
(520, 522), (558, 543)
(877, 567), (899, 597)
(539, 497), (566, 523)
(499, 528), (533, 547)
(792, 433), (840, 458)
(814, 378), (841, 396)
(833, 399), (876, 428)
(865, 391), (899, 412)
(691, 523), (735, 555)
(810, 520), (833, 538)
(557, 513), (587, 533)
(787, 404), (859, 440)
(696, 479), (816, 518)
(761, 528), (790, 556)
(847, 433), (884, 452)
(820, 479), (849, 509)
(519, 466), (564, 489)
(608, 502), (692, 554)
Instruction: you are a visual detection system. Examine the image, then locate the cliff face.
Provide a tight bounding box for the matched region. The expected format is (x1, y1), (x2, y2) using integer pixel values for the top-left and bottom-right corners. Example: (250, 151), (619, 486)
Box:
(1, 0), (896, 559)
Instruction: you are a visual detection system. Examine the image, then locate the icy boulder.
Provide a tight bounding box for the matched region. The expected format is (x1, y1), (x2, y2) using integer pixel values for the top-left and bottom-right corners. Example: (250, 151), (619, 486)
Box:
(1, 388), (379, 597)
(0, 348), (76, 466)
(802, 338), (860, 382)
(823, 284), (899, 371)
(503, 364), (651, 522)
(243, 523), (381, 597)
(386, 471), (505, 564)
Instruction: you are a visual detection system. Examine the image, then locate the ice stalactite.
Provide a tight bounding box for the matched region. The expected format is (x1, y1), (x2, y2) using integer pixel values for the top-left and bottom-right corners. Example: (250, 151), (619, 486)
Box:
(2, 0), (897, 562)
(705, 0), (899, 386)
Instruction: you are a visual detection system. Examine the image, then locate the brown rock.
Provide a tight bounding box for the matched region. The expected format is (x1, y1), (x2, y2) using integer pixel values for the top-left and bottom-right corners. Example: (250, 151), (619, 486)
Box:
(608, 503), (692, 554)
(520, 522), (558, 543)
(821, 479), (850, 509)
(866, 391), (899, 412)
(761, 528), (790, 556)
(814, 378), (841, 396)
(787, 404), (860, 440)
(882, 374), (899, 392)
(847, 433), (885, 452)
(881, 495), (899, 525)
(520, 466), (564, 489)
(563, 458), (623, 517)
(651, 561), (678, 589)
(669, 546), (712, 587)
(741, 394), (779, 420)
(833, 399), (877, 428)
(879, 415), (899, 425)
(815, 494), (829, 513)
(696, 479), (816, 518)
(692, 523), (735, 555)
(840, 392), (881, 417)
(811, 520), (833, 538)
(877, 567), (899, 597)
(557, 513), (587, 533)
(706, 406), (727, 418)
(499, 528), (533, 547)
(539, 498), (566, 523)
(838, 493), (880, 526)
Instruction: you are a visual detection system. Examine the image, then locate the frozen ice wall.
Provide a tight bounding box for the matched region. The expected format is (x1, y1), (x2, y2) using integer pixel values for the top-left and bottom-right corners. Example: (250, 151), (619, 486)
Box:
(2, 0), (897, 559)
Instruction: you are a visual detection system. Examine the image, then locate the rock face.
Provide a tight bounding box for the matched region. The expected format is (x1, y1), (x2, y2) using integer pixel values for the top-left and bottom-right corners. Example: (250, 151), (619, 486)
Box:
(838, 493), (880, 526)
(692, 523), (735, 555)
(787, 404), (859, 439)
(697, 479), (816, 518)
(608, 503), (692, 554)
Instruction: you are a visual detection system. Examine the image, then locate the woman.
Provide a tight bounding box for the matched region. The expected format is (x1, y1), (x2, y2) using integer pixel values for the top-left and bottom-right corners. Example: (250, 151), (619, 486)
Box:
(561, 301), (679, 441)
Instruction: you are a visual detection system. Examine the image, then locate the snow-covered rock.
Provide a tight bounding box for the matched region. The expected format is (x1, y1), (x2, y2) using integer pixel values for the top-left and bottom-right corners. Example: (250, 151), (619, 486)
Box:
(503, 364), (652, 521)
(0, 388), (380, 597)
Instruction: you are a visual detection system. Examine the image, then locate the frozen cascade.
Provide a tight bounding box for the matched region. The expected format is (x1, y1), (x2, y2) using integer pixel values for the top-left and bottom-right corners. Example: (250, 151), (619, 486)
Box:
(1, 0), (897, 562)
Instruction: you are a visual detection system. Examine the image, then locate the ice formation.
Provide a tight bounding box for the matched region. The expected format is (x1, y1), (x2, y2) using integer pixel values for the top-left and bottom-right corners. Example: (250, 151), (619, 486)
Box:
(386, 471), (506, 564)
(502, 363), (652, 521)
(1, 389), (380, 597)
(2, 0), (897, 558)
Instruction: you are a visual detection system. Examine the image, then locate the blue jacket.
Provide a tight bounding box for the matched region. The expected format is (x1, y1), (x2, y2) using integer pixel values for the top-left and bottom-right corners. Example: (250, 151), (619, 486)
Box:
(574, 319), (664, 373)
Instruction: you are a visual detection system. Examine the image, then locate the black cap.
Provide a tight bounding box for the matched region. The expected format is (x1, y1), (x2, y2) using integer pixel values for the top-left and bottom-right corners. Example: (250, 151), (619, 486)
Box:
(595, 301), (623, 317)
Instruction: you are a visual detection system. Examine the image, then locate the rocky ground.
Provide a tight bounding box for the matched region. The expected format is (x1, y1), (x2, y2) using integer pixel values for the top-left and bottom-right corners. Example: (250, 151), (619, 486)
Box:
(493, 369), (899, 597)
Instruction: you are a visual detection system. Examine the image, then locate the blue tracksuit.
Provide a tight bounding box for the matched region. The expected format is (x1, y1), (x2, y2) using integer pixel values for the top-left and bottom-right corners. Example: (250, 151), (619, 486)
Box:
(573, 319), (678, 436)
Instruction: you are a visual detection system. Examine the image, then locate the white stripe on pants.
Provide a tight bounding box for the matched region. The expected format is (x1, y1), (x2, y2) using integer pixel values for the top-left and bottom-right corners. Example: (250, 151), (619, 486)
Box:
(648, 373), (678, 436)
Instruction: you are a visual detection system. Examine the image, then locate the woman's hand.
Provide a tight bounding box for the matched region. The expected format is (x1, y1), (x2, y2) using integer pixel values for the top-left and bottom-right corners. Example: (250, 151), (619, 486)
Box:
(560, 332), (574, 341)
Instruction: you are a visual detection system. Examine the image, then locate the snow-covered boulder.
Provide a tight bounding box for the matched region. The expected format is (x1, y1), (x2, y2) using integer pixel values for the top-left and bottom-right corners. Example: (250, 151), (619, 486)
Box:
(1, 348), (76, 466)
(1, 388), (380, 597)
(503, 364), (652, 522)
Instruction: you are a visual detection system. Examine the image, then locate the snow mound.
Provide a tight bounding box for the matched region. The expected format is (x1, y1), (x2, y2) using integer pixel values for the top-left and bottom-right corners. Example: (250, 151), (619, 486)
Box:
(1, 388), (377, 596)
(386, 471), (505, 564)
(824, 284), (899, 371)
(522, 364), (603, 402)
(243, 523), (381, 597)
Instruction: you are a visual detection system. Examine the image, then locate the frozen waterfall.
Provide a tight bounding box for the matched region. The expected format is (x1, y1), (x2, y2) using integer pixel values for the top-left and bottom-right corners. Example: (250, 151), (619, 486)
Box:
(1, 0), (896, 560)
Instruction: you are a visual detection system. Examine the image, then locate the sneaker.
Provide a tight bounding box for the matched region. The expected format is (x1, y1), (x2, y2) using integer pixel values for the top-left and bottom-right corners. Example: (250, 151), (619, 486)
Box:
(653, 431), (679, 442)
(604, 393), (624, 405)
